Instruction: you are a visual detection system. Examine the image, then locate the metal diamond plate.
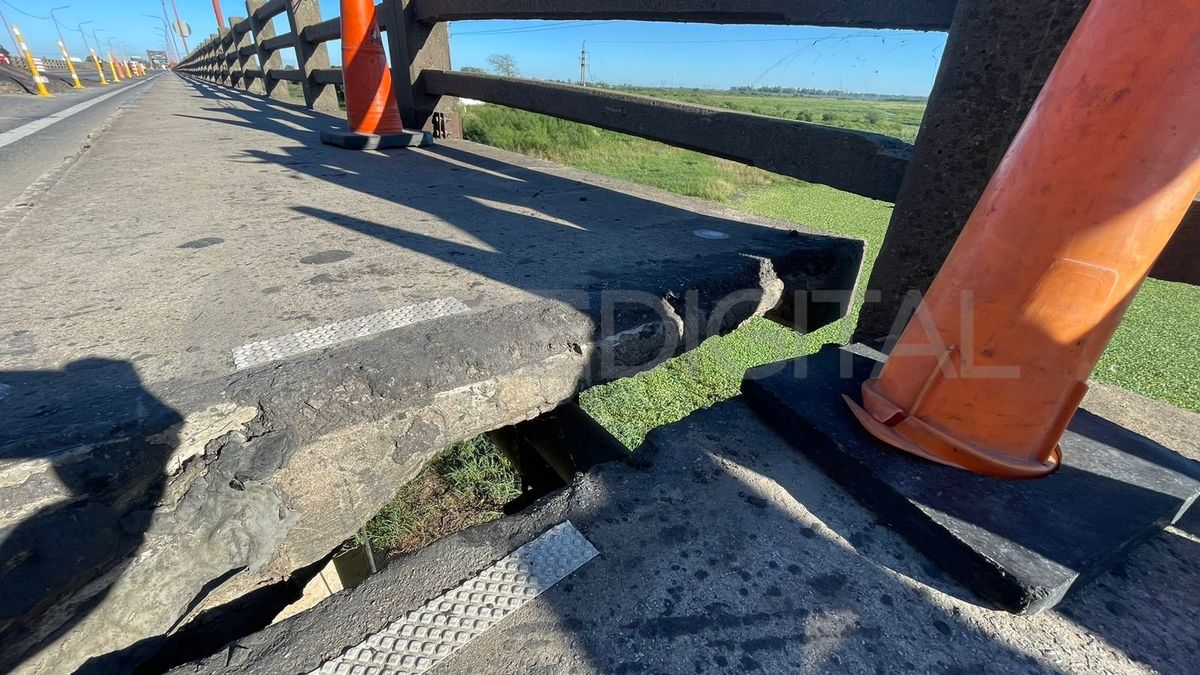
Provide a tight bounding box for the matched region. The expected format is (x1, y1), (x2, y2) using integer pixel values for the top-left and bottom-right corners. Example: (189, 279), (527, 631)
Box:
(312, 521), (598, 675)
(232, 298), (470, 370)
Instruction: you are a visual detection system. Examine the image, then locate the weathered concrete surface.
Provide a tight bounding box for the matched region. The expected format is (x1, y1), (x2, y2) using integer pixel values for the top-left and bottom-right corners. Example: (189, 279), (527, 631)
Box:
(0, 75), (861, 672)
(0, 77), (158, 209)
(743, 346), (1200, 614)
(170, 388), (1200, 675)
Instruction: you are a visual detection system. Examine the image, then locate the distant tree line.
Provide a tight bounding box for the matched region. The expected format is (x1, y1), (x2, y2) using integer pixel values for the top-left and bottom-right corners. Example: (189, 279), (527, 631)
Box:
(728, 85), (926, 102)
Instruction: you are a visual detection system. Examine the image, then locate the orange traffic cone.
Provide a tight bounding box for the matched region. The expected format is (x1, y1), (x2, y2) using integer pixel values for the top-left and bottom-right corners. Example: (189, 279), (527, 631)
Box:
(848, 0), (1200, 478)
(320, 0), (430, 150)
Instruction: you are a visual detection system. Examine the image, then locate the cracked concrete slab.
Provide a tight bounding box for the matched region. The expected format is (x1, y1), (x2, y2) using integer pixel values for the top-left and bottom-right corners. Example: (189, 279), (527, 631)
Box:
(172, 388), (1200, 675)
(0, 75), (862, 673)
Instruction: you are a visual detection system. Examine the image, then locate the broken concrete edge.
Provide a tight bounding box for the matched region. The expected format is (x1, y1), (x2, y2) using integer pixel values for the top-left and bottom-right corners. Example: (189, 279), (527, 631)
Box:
(168, 395), (1200, 675)
(1, 230), (862, 674)
(318, 128), (434, 150)
(164, 479), (580, 674)
(164, 422), (681, 675)
(740, 344), (1200, 614)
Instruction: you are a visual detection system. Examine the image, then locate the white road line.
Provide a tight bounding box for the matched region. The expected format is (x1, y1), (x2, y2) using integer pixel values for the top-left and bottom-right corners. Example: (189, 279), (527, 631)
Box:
(0, 76), (158, 151)
(313, 522), (599, 675)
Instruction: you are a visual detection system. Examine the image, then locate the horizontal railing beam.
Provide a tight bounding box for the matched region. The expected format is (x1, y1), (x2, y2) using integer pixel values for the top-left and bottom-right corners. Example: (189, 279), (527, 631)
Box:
(311, 68), (344, 84)
(411, 0), (958, 30)
(260, 32), (296, 53)
(269, 68), (305, 81)
(253, 0), (287, 22)
(303, 16), (342, 43)
(304, 3), (391, 44)
(424, 71), (911, 201)
(1151, 199), (1199, 286)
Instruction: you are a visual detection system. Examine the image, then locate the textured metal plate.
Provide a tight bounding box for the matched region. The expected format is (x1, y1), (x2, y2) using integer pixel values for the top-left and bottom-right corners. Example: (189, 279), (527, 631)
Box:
(232, 298), (470, 370)
(312, 521), (598, 675)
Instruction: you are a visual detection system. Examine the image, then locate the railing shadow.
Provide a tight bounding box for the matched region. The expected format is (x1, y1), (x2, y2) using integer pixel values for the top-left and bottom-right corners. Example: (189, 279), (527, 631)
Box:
(458, 399), (1067, 673)
(172, 75), (863, 376)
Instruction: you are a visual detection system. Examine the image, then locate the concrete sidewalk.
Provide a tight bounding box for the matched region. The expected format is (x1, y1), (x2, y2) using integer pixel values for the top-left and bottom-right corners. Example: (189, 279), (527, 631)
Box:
(0, 75), (861, 672)
(173, 389), (1200, 675)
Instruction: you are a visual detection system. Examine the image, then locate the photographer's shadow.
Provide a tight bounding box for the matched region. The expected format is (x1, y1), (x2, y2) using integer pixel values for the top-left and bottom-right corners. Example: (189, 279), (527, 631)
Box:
(0, 358), (181, 672)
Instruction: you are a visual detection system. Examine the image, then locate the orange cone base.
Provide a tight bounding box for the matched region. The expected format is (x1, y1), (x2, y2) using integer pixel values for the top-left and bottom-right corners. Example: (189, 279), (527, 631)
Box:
(846, 382), (1062, 479)
(319, 128), (432, 151)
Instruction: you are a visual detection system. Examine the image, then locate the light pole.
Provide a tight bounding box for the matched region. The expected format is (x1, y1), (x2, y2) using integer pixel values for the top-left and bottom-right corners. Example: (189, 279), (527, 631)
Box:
(49, 6), (84, 88)
(0, 6), (17, 54)
(77, 20), (108, 85)
(109, 38), (130, 78)
(143, 13), (175, 64)
(95, 30), (120, 82)
(210, 0), (225, 32)
(159, 1), (182, 65)
(169, 0), (188, 53)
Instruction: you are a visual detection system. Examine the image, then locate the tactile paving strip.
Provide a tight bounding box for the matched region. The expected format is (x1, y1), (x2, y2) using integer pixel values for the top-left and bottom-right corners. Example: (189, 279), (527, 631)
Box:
(232, 298), (470, 370)
(311, 522), (598, 675)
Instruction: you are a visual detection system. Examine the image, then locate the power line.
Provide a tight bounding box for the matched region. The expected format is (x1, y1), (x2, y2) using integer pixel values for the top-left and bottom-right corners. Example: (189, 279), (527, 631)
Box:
(0, 0), (48, 21)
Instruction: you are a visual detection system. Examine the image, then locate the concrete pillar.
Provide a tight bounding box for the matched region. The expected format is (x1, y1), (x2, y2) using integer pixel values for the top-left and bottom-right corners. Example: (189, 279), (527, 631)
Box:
(282, 0), (341, 113)
(853, 0), (1090, 345)
(379, 0), (458, 137)
(247, 0), (290, 102)
(231, 17), (263, 94)
(217, 27), (232, 85)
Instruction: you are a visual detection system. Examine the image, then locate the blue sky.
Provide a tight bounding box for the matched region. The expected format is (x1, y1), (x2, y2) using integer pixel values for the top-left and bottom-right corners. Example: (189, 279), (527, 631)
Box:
(450, 21), (946, 95)
(3, 1), (946, 96)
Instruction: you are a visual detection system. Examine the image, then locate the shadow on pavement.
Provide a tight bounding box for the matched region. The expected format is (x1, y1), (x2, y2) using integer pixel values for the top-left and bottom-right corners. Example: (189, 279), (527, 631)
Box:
(0, 359), (182, 672)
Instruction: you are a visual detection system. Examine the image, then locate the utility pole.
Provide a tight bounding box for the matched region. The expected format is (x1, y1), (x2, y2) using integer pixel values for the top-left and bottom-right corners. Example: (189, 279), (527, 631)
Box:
(170, 0), (188, 53)
(50, 5), (84, 89)
(161, 1), (182, 63)
(579, 42), (588, 87)
(0, 6), (17, 51)
(77, 21), (107, 84)
(210, 0), (225, 32)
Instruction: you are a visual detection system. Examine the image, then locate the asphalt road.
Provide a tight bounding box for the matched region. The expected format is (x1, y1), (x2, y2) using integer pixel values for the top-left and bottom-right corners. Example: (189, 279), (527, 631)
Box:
(0, 73), (163, 208)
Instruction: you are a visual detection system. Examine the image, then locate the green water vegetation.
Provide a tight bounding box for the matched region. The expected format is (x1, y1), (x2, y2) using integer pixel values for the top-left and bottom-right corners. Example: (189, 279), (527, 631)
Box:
(360, 94), (1198, 555)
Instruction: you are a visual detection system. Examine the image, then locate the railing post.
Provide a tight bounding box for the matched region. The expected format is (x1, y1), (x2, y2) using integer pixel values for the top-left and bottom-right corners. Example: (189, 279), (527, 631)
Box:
(206, 35), (218, 80)
(247, 0), (290, 102)
(853, 0), (1090, 345)
(217, 27), (232, 85)
(231, 16), (262, 94)
(227, 18), (246, 88)
(282, 0), (340, 113)
(379, 0), (458, 137)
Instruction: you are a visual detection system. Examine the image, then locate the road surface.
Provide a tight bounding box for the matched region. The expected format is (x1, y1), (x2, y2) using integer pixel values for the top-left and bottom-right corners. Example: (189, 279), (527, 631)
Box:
(0, 73), (161, 208)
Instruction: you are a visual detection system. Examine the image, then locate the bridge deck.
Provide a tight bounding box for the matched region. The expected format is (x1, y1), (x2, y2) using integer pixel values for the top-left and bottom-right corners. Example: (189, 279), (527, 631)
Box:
(177, 388), (1200, 675)
(0, 75), (860, 672)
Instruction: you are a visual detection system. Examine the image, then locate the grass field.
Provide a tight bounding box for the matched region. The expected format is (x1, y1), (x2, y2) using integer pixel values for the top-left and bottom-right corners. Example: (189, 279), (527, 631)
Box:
(362, 95), (1199, 555)
(622, 87), (927, 143)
